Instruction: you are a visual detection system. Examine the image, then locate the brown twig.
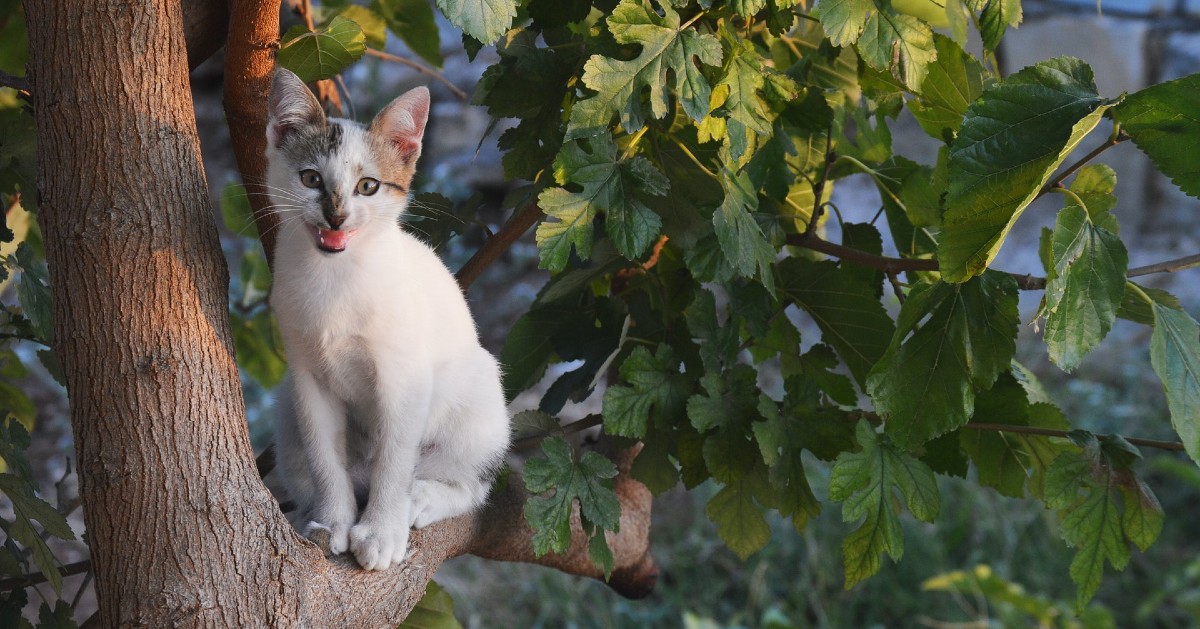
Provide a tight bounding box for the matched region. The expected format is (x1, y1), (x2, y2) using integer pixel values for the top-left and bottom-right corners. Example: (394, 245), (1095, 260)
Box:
(366, 49), (469, 101)
(0, 70), (29, 95)
(786, 232), (1200, 292)
(0, 559), (92, 591)
(512, 414), (605, 451)
(455, 198), (544, 291)
(964, 422), (1186, 452)
(805, 134), (835, 234)
(1038, 134), (1128, 197)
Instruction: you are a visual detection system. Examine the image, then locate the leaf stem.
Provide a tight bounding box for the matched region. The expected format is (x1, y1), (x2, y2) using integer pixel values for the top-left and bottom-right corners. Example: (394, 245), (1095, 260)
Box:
(668, 136), (719, 180)
(680, 10), (707, 31)
(620, 126), (650, 162)
(805, 133), (835, 234)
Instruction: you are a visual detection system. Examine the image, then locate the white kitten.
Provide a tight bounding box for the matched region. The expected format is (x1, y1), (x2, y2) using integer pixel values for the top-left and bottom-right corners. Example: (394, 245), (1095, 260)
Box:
(264, 68), (511, 571)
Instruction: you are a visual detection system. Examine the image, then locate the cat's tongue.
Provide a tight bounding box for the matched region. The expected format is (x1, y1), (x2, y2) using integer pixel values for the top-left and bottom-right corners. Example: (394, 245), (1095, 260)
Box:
(315, 227), (358, 253)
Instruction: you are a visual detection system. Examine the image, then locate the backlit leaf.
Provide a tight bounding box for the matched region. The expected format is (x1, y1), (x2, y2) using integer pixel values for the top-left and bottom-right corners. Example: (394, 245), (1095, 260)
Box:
(938, 57), (1109, 282)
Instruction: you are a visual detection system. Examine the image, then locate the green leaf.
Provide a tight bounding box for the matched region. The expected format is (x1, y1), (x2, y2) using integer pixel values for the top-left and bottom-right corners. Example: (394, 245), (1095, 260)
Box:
(778, 258), (895, 387)
(1069, 164), (1119, 232)
(230, 309), (287, 388)
(713, 37), (778, 162)
(566, 0), (723, 139)
(814, 0), (874, 47)
(1045, 436), (1163, 611)
(686, 366), (760, 433)
(524, 437), (620, 559)
(373, 0), (443, 67)
(975, 0), (1022, 52)
(938, 57), (1109, 282)
(500, 308), (560, 400)
(856, 8), (936, 91)
(753, 393), (823, 530)
(960, 375), (1031, 498)
(908, 34), (989, 138)
(1043, 206), (1127, 371)
(276, 16), (366, 83)
(630, 434), (680, 494)
(398, 581), (462, 628)
(0, 104), (36, 211)
(1149, 303), (1200, 466)
(602, 344), (690, 438)
(1113, 73), (1200, 199)
(1116, 282), (1179, 326)
(15, 242), (52, 343)
(713, 169), (776, 294)
(705, 476), (771, 559)
(220, 183), (257, 239)
(830, 421), (940, 588)
(0, 473), (75, 595)
(869, 272), (1019, 449)
(535, 134), (667, 271)
(37, 601), (77, 629)
(336, 4), (387, 49)
(435, 0), (516, 44)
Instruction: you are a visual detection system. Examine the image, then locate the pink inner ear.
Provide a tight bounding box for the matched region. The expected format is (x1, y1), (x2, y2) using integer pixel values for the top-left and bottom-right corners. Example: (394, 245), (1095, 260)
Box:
(376, 88), (430, 161)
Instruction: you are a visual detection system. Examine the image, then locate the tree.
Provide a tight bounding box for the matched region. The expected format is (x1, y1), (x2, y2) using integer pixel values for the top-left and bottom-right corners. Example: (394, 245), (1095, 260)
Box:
(2, 0), (1200, 626)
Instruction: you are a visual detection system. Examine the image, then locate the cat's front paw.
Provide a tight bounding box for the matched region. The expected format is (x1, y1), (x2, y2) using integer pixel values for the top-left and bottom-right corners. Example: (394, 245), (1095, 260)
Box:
(348, 522), (409, 571)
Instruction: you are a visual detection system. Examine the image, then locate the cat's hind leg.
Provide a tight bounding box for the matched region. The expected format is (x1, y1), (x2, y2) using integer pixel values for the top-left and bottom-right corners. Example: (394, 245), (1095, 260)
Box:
(409, 348), (510, 529)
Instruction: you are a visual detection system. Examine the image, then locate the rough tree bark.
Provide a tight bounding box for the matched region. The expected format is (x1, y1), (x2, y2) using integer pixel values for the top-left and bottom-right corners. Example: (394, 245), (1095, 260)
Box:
(24, 1), (656, 626)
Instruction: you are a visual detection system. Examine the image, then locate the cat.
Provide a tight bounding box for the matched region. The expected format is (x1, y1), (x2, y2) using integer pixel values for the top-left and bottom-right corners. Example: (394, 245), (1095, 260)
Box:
(264, 67), (511, 571)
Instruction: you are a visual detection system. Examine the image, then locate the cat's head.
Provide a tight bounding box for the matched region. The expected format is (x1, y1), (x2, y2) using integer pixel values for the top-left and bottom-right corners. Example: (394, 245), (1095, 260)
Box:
(264, 67), (429, 254)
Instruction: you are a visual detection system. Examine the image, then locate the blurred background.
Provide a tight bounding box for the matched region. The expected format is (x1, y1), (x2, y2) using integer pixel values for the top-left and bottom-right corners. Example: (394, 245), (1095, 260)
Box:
(12, 0), (1200, 626)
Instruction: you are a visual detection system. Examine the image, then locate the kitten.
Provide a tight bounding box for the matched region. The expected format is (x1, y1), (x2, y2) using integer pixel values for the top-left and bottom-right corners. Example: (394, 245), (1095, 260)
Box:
(264, 68), (511, 571)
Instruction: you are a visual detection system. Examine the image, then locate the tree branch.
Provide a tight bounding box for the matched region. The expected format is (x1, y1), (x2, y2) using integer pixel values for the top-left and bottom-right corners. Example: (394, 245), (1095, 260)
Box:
(964, 422), (1185, 452)
(295, 442), (656, 626)
(0, 70), (29, 94)
(455, 198), (544, 291)
(786, 232), (1200, 291)
(225, 0), (283, 264)
(1038, 134), (1128, 197)
(366, 49), (469, 101)
(0, 559), (91, 591)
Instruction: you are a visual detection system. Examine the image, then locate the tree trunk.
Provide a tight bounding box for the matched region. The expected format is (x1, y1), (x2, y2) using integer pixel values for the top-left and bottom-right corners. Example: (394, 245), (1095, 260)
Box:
(24, 1), (302, 625)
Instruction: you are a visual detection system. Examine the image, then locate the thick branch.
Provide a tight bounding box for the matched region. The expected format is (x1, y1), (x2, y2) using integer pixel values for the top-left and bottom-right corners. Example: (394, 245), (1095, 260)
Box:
(455, 198), (544, 290)
(299, 443), (657, 626)
(225, 0), (282, 263)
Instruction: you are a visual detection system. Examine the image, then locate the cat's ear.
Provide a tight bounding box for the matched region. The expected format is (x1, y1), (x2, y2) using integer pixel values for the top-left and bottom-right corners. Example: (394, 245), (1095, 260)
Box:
(267, 68), (325, 147)
(369, 86), (430, 163)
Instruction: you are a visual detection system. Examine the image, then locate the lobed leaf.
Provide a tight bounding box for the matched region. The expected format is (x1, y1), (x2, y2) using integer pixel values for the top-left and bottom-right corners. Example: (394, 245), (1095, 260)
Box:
(567, 0), (723, 139)
(830, 422), (940, 588)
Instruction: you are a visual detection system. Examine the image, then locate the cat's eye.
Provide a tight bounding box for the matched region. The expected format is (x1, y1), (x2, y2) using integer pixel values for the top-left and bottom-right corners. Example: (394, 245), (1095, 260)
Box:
(356, 178), (380, 196)
(299, 169), (323, 189)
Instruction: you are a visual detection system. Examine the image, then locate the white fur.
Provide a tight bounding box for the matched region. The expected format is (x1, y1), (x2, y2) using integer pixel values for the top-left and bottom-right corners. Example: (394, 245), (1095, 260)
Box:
(265, 73), (510, 571)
